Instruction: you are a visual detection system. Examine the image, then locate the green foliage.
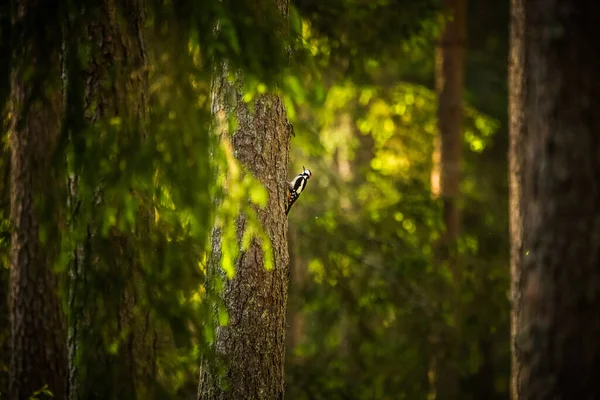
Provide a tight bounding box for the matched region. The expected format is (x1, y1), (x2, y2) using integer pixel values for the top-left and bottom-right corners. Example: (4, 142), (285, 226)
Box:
(0, 0), (510, 398)
(28, 384), (53, 400)
(285, 83), (494, 398)
(293, 0), (441, 80)
(282, 3), (510, 397)
(50, 0), (298, 396)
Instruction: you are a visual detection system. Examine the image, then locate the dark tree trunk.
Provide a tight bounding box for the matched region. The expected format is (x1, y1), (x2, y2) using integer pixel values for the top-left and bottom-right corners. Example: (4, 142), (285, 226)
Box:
(65, 1), (153, 398)
(434, 0), (466, 269)
(430, 0), (466, 399)
(0, 255), (9, 397)
(510, 0), (600, 399)
(9, 1), (68, 398)
(198, 4), (292, 398)
(0, 5), (10, 392)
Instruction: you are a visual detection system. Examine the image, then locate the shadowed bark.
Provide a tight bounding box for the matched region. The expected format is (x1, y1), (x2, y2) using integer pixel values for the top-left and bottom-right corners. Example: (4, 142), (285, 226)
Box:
(9, 1), (67, 398)
(64, 1), (155, 398)
(510, 0), (600, 398)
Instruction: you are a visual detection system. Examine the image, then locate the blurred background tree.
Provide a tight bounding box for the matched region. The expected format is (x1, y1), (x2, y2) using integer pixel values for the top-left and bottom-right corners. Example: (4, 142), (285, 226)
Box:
(284, 1), (509, 399)
(0, 0), (510, 398)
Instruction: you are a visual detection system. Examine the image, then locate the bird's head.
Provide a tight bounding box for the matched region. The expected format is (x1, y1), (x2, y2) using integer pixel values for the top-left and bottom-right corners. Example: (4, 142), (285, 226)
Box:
(302, 166), (312, 179)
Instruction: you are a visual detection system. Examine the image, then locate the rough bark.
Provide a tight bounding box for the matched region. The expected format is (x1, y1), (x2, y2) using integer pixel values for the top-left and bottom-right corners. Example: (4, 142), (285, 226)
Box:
(429, 1), (466, 399)
(198, 63), (292, 399)
(198, 3), (292, 397)
(0, 260), (9, 397)
(9, 1), (68, 398)
(65, 1), (154, 398)
(508, 0), (525, 398)
(0, 13), (9, 394)
(0, 125), (10, 397)
(510, 0), (600, 399)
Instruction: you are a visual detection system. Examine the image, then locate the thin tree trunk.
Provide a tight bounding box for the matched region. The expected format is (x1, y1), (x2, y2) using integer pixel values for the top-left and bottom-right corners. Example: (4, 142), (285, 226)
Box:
(0, 128), (10, 398)
(430, 0), (466, 399)
(9, 1), (67, 398)
(0, 264), (9, 397)
(0, 8), (10, 394)
(435, 0), (466, 265)
(510, 1), (600, 399)
(198, 3), (292, 398)
(508, 0), (525, 398)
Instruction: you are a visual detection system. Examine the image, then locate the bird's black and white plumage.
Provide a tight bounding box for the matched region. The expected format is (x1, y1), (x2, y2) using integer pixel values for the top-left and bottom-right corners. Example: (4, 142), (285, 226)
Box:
(286, 166), (312, 215)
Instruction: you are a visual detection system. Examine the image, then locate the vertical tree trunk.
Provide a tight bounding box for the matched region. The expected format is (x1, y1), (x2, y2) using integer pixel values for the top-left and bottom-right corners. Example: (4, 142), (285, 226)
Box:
(9, 1), (67, 398)
(508, 0), (525, 398)
(0, 255), (9, 397)
(198, 71), (292, 400)
(65, 1), (153, 398)
(198, 3), (292, 398)
(430, 0), (466, 399)
(510, 0), (600, 399)
(435, 0), (466, 266)
(0, 5), (10, 392)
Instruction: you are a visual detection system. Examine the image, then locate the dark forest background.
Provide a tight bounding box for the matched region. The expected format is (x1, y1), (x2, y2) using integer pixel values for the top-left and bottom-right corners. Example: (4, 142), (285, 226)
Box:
(2, 0), (599, 399)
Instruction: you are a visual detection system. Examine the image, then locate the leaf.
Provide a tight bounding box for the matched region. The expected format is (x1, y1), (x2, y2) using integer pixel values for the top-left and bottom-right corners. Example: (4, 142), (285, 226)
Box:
(222, 251), (235, 280)
(218, 308), (229, 326)
(249, 183), (268, 207)
(262, 238), (274, 271)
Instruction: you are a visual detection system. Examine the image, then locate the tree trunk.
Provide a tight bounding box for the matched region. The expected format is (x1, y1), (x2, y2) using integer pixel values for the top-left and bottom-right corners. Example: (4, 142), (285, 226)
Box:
(9, 1), (68, 398)
(198, 70), (292, 400)
(0, 4), (9, 392)
(508, 0), (525, 398)
(430, 0), (466, 399)
(510, 0), (600, 399)
(435, 0), (466, 266)
(198, 5), (292, 399)
(0, 259), (9, 397)
(64, 1), (153, 398)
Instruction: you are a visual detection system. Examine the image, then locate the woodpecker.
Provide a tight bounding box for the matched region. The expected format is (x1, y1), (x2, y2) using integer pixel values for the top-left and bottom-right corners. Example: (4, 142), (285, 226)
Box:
(286, 166), (312, 215)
